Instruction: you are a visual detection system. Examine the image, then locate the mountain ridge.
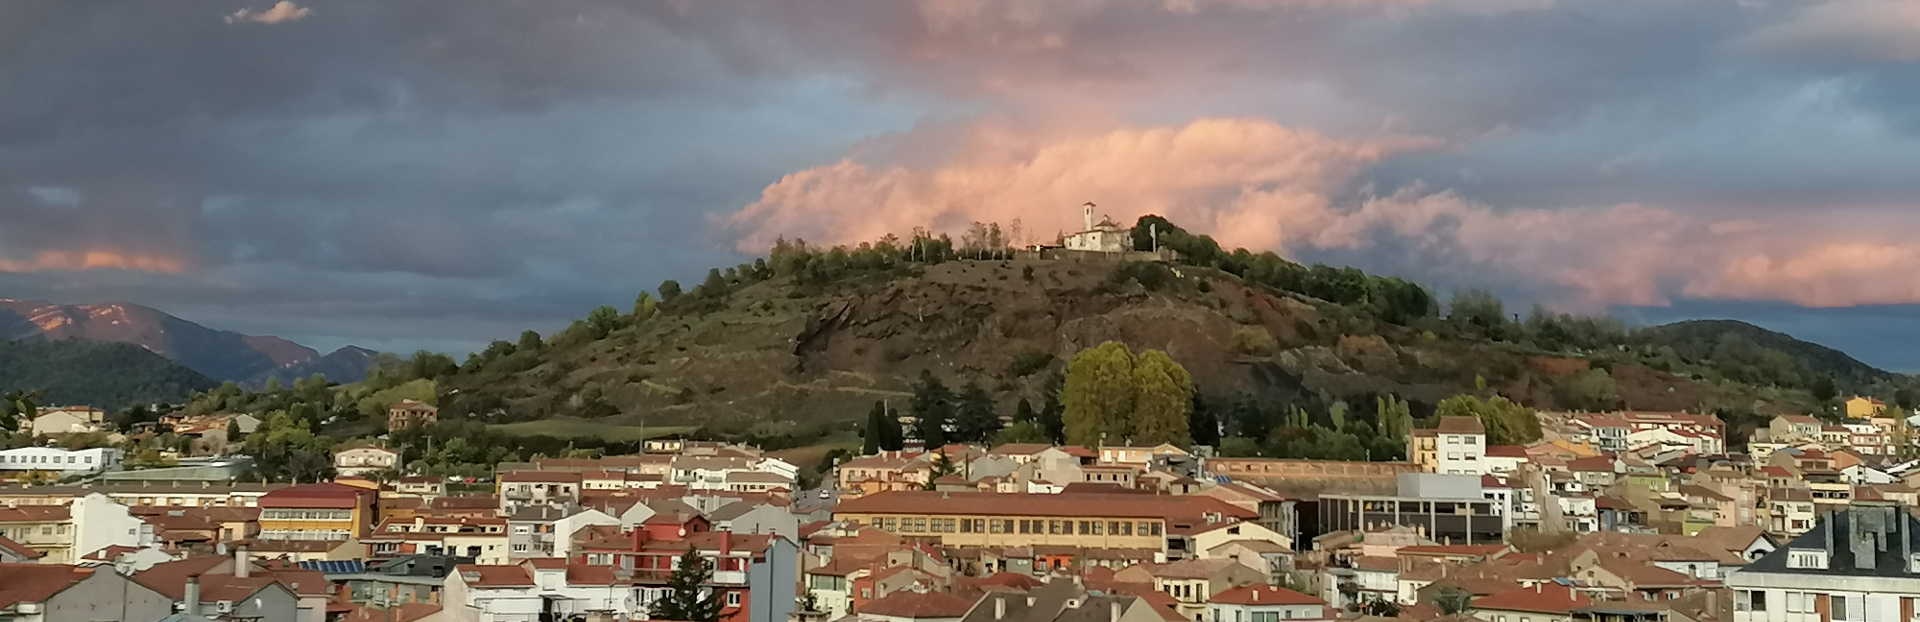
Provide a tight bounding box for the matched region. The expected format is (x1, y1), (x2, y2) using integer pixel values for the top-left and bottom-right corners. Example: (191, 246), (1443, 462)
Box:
(0, 298), (375, 386)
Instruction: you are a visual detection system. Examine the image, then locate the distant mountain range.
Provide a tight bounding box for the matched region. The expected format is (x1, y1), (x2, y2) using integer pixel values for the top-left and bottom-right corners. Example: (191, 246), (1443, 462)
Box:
(0, 299), (377, 386)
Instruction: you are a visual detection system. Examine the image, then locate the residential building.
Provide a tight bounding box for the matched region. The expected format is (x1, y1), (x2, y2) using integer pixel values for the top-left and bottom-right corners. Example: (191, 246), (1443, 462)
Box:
(1729, 503), (1920, 622)
(832, 491), (1257, 554)
(1115, 558), (1266, 621)
(0, 493), (152, 564)
(0, 447), (121, 477)
(258, 482), (376, 541)
(1209, 584), (1332, 622)
(1193, 482), (1299, 546)
(452, 531), (798, 622)
(334, 444), (402, 479)
(0, 563), (174, 622)
(838, 452), (934, 497)
(496, 471), (581, 512)
(960, 578), (1167, 622)
(1409, 417), (1487, 476)
(135, 554), (319, 622)
(29, 407), (103, 436)
(0, 482), (283, 509)
(505, 506), (615, 559)
(1845, 396), (1887, 419)
(388, 400), (438, 430)
(1098, 444), (1189, 467)
(1318, 474), (1506, 545)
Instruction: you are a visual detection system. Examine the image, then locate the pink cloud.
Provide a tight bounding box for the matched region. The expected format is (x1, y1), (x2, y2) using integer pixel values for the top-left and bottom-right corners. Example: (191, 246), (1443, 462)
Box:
(1739, 0), (1920, 62)
(725, 116), (1920, 310)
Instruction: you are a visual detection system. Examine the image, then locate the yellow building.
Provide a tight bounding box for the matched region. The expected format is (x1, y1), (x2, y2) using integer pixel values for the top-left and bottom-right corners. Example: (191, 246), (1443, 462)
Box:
(258, 482), (376, 541)
(1407, 429), (1439, 472)
(1847, 396), (1889, 419)
(831, 491), (1257, 553)
(0, 506), (74, 562)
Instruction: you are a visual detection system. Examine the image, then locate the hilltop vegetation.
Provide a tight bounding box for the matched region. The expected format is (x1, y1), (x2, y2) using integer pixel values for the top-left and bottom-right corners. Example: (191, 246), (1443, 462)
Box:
(423, 215), (1902, 454)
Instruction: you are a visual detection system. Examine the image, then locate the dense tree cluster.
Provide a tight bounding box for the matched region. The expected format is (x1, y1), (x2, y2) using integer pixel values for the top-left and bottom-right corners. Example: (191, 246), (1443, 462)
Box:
(1209, 393), (1413, 461)
(1436, 394), (1543, 445)
(1132, 216), (1435, 327)
(0, 338), (216, 410)
(1061, 342), (1194, 447)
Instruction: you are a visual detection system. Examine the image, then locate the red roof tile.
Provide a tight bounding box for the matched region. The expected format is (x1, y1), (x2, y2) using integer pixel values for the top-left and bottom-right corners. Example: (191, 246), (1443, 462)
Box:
(858, 590), (976, 618)
(1474, 583), (1591, 614)
(0, 564), (92, 608)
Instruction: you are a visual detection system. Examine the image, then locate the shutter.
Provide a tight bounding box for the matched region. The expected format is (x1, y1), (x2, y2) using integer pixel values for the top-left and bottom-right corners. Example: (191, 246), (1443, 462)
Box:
(1871, 594), (1898, 622)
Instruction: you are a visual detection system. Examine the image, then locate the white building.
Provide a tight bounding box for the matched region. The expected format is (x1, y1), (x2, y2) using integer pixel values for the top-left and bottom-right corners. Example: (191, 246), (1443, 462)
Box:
(1729, 504), (1920, 622)
(29, 407), (103, 436)
(1063, 202), (1131, 253)
(332, 445), (401, 478)
(1209, 585), (1333, 622)
(0, 447), (120, 476)
(1434, 417), (1487, 476)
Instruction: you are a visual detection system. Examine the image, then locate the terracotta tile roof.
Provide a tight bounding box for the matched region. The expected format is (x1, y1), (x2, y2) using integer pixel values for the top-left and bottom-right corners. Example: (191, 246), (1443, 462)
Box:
(1473, 583), (1592, 614)
(431, 495), (500, 509)
(0, 536), (44, 559)
(988, 443), (1054, 456)
(1211, 585), (1326, 606)
(1485, 445), (1527, 458)
(0, 506), (71, 522)
(456, 564), (534, 587)
(1353, 556), (1399, 572)
(1595, 559), (1696, 587)
(1208, 539), (1291, 554)
(0, 564), (93, 608)
(858, 590), (976, 618)
(1398, 545), (1507, 558)
(1143, 558), (1243, 580)
(834, 491), (1257, 521)
(1436, 417), (1486, 435)
(259, 482), (369, 509)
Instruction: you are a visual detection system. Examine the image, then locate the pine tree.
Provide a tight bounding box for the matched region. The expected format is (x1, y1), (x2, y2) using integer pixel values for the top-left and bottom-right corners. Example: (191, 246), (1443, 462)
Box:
(910, 371), (953, 447)
(879, 402), (905, 451)
(1039, 374), (1067, 444)
(1189, 394), (1220, 447)
(952, 382), (1001, 442)
(1013, 398), (1036, 423)
(652, 548), (723, 621)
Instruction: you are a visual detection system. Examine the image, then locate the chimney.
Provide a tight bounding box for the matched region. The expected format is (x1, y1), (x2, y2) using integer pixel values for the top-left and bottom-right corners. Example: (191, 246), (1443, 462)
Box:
(994, 598), (1006, 620)
(184, 576), (201, 616)
(720, 530), (732, 558)
(235, 545), (250, 578)
(1110, 600), (1122, 622)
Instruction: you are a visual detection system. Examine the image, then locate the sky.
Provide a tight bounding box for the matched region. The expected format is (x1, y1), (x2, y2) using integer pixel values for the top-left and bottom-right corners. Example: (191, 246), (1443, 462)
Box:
(5, 1), (1920, 369)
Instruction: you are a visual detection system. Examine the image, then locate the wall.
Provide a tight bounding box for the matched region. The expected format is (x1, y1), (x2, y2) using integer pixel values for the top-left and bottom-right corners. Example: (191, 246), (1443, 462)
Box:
(73, 493), (148, 561)
(44, 569), (173, 622)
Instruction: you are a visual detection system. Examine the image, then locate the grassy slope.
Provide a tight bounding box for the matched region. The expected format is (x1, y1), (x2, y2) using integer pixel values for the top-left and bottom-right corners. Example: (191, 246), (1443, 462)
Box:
(444, 258), (1823, 434)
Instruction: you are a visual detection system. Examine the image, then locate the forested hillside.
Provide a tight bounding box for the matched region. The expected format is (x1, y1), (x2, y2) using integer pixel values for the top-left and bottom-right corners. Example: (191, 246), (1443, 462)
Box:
(0, 338), (217, 409)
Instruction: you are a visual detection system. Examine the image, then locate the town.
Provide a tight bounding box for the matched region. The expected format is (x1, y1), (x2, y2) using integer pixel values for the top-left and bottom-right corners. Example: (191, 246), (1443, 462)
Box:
(0, 395), (1915, 622)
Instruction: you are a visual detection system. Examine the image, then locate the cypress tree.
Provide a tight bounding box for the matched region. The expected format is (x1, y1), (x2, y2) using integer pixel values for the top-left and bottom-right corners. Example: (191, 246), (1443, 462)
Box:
(862, 402), (885, 455)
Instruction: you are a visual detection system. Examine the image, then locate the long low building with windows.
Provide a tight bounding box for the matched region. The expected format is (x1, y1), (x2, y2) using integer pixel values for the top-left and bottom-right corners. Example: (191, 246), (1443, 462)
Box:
(831, 491), (1259, 554)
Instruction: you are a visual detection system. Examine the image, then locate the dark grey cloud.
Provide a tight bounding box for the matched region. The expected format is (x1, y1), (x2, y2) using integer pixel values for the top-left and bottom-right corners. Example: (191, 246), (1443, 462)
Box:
(4, 0), (1920, 366)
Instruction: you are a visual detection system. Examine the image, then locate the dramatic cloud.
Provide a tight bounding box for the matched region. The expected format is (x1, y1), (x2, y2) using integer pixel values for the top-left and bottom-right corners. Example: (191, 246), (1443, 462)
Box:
(1741, 0), (1920, 62)
(729, 117), (1920, 311)
(6, 0), (1920, 364)
(225, 2), (312, 25)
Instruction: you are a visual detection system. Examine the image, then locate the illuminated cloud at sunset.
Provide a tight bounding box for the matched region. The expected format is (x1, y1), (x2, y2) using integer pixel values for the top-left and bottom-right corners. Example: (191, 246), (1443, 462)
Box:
(0, 250), (187, 274)
(7, 0), (1920, 364)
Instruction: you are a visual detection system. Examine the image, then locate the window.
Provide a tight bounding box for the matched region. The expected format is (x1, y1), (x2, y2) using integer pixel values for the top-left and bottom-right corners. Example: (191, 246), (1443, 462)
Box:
(1078, 521), (1092, 535)
(1785, 592), (1812, 614)
(727, 592), (742, 606)
(1786, 550), (1827, 569)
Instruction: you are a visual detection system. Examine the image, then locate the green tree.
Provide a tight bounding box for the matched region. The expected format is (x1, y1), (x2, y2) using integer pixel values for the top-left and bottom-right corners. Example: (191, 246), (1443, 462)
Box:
(1448, 289), (1508, 338)
(862, 402), (887, 455)
(1436, 395), (1541, 445)
(224, 418), (242, 441)
(1012, 399), (1036, 423)
(264, 377), (284, 393)
(1189, 394), (1220, 447)
(658, 279), (684, 302)
(952, 382), (1001, 443)
(1564, 368), (1619, 411)
(516, 330), (544, 353)
(651, 548), (723, 622)
(1062, 342), (1137, 447)
(0, 389), (40, 433)
(1061, 342), (1193, 447)
(585, 306), (623, 339)
(1810, 375), (1838, 403)
(991, 421), (1050, 445)
(699, 269), (727, 297)
(1898, 388), (1917, 413)
(634, 292), (658, 319)
(910, 372), (952, 447)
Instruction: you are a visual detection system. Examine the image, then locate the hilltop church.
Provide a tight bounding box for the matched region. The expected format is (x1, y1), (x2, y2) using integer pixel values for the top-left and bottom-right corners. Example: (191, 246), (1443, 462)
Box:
(1063, 202), (1131, 253)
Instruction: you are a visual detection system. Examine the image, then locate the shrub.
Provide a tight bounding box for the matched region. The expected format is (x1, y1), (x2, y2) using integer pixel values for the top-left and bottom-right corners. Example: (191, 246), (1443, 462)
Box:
(1007, 349), (1055, 377)
(1229, 327), (1278, 356)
